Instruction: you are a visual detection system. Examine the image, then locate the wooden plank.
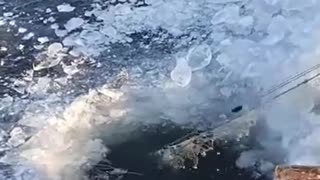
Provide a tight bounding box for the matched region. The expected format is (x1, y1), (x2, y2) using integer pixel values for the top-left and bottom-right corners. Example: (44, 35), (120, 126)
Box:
(275, 165), (320, 180)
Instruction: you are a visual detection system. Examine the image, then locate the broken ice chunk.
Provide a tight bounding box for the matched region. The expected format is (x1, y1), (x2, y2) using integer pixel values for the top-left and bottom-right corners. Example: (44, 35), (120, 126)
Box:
(22, 32), (34, 40)
(47, 43), (63, 56)
(62, 63), (79, 76)
(8, 127), (29, 147)
(55, 29), (68, 37)
(50, 23), (59, 30)
(33, 43), (65, 71)
(262, 15), (287, 45)
(3, 12), (13, 17)
(47, 17), (55, 23)
(187, 44), (212, 71)
(46, 8), (52, 13)
(64, 17), (85, 32)
(33, 57), (62, 71)
(170, 57), (192, 87)
(57, 3), (75, 12)
(18, 27), (27, 33)
(69, 48), (81, 57)
(211, 5), (240, 25)
(234, 16), (254, 35)
(37, 37), (49, 44)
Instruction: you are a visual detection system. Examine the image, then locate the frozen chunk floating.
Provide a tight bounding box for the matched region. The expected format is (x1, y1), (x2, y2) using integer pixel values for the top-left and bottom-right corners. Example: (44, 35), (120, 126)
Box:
(47, 43), (63, 56)
(37, 37), (49, 44)
(64, 17), (85, 32)
(187, 44), (212, 71)
(22, 32), (34, 40)
(33, 43), (65, 71)
(170, 57), (192, 87)
(8, 127), (28, 147)
(18, 27), (27, 33)
(57, 3), (75, 12)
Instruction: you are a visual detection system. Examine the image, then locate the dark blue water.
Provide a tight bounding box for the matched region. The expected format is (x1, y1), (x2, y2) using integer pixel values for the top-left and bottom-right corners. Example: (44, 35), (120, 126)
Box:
(88, 124), (269, 180)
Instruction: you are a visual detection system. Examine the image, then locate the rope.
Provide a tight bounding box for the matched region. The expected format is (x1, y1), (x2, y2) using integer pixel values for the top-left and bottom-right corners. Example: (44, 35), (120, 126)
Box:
(263, 63), (320, 97)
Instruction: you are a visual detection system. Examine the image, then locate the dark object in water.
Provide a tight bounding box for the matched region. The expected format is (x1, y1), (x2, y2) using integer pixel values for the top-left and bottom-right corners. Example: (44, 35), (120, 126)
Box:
(232, 105), (242, 113)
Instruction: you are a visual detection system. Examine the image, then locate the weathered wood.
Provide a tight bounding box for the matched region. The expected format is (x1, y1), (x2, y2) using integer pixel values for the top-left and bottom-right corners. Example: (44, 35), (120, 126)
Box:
(275, 165), (320, 180)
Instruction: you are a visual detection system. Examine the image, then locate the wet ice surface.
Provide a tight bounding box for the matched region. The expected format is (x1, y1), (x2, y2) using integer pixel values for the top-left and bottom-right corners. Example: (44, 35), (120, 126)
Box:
(1, 0), (320, 179)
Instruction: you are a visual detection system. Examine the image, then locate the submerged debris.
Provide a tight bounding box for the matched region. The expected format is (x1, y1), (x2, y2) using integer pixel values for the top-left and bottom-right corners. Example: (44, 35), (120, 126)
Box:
(156, 110), (257, 169)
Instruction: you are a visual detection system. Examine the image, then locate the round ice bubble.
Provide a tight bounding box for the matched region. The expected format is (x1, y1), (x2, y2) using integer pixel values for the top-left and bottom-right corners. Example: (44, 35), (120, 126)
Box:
(170, 57), (192, 87)
(186, 44), (212, 71)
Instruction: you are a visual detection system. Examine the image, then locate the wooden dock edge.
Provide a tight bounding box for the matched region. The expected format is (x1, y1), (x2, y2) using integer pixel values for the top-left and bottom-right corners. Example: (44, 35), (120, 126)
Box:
(274, 165), (320, 180)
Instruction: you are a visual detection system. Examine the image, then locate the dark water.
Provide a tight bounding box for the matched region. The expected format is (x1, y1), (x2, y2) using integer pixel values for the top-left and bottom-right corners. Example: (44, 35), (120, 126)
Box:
(89, 124), (269, 180)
